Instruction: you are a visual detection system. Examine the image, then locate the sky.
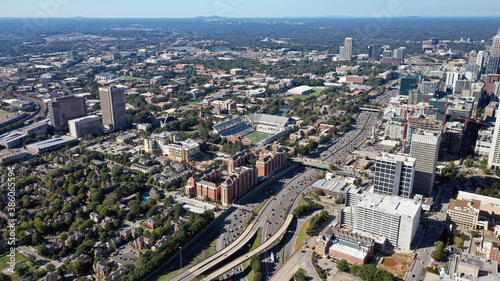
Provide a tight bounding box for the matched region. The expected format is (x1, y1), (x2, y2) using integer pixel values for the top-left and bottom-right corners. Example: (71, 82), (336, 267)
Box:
(0, 0), (499, 18)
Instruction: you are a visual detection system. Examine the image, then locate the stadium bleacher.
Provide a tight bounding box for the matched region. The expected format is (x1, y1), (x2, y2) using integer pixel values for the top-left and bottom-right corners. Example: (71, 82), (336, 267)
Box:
(214, 117), (254, 137)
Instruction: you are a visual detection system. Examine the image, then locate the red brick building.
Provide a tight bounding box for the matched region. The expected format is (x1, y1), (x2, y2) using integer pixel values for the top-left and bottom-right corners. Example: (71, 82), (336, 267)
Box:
(196, 180), (220, 202)
(485, 74), (500, 95)
(490, 248), (500, 264)
(228, 150), (253, 172)
(186, 165), (258, 205)
(225, 135), (252, 146)
(221, 166), (258, 205)
(328, 229), (375, 265)
(256, 150), (287, 177)
(185, 166), (222, 195)
(380, 57), (402, 66)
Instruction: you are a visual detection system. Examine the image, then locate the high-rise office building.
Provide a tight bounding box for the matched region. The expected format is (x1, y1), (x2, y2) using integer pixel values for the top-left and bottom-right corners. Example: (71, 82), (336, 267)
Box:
(343, 37), (353, 60)
(491, 28), (500, 57)
(48, 95), (86, 131)
(68, 115), (102, 138)
(486, 56), (500, 75)
(382, 49), (393, 58)
(446, 71), (461, 87)
(465, 63), (481, 80)
(477, 51), (487, 68)
(410, 130), (441, 196)
(393, 47), (405, 62)
(418, 81), (439, 94)
(488, 116), (500, 168)
(339, 46), (345, 60)
(368, 45), (380, 60)
(99, 86), (127, 131)
(373, 153), (416, 198)
(400, 75), (420, 94)
(68, 50), (77, 61)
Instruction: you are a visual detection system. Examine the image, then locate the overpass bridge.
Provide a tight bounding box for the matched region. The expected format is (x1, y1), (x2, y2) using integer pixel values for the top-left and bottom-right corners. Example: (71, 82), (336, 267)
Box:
(359, 107), (381, 112)
(293, 158), (331, 169)
(203, 214), (294, 280)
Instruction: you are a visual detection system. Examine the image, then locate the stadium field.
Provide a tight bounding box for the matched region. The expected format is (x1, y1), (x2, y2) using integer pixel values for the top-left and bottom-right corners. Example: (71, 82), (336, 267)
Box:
(245, 131), (271, 144)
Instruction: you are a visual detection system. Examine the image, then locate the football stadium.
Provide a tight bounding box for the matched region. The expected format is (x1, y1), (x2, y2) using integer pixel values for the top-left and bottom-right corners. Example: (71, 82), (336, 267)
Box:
(213, 114), (293, 145)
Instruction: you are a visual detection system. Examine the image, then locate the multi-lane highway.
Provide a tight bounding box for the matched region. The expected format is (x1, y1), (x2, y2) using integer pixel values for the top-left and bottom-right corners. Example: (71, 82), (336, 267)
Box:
(151, 86), (398, 281)
(170, 167), (320, 281)
(204, 89), (398, 281)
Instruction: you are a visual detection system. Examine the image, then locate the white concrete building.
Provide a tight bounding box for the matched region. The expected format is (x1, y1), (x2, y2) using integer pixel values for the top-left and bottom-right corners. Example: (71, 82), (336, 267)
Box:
(348, 192), (421, 250)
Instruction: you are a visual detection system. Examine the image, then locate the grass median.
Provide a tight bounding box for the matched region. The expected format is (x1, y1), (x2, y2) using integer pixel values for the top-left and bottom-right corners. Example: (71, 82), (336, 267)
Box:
(294, 217), (312, 251)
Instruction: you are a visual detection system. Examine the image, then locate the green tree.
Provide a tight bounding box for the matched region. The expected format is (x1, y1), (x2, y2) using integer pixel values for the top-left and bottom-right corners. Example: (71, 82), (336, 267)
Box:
(294, 268), (308, 281)
(337, 259), (349, 271)
(46, 263), (56, 272)
(0, 272), (11, 281)
(430, 241), (447, 262)
(37, 244), (48, 256)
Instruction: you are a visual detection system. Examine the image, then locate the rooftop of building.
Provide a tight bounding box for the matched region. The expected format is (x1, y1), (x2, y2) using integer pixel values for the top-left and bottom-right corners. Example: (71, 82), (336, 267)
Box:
(377, 153), (416, 165)
(449, 253), (499, 281)
(448, 199), (481, 214)
(329, 241), (369, 260)
(312, 179), (354, 194)
(197, 180), (217, 189)
(26, 136), (76, 150)
(355, 192), (421, 218)
(68, 115), (101, 124)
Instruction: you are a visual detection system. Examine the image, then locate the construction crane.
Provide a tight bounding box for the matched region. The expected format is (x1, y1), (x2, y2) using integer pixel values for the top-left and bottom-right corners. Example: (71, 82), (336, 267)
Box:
(442, 97), (454, 130)
(458, 117), (492, 133)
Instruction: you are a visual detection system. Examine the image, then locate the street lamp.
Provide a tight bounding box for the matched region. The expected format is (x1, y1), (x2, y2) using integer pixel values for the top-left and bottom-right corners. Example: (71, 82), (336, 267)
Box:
(179, 246), (182, 268)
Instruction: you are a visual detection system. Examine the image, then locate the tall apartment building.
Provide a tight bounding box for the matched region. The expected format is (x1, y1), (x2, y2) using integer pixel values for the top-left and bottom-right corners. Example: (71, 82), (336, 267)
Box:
(348, 192), (421, 250)
(446, 199), (480, 230)
(99, 86), (127, 131)
(410, 130), (441, 196)
(68, 115), (101, 138)
(373, 153), (415, 198)
(343, 37), (353, 60)
(256, 150), (287, 177)
(228, 150), (253, 172)
(221, 166), (258, 205)
(48, 95), (86, 131)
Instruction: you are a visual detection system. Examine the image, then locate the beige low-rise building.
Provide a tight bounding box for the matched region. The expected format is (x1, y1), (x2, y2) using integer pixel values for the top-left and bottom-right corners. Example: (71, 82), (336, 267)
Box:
(447, 199), (480, 230)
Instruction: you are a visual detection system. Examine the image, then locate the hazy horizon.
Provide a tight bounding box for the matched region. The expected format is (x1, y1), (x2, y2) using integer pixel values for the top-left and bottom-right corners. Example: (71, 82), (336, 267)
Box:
(1, 0), (499, 19)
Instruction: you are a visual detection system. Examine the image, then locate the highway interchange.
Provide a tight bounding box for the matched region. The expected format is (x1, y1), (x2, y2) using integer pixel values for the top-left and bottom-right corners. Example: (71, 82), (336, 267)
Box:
(161, 88), (398, 281)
